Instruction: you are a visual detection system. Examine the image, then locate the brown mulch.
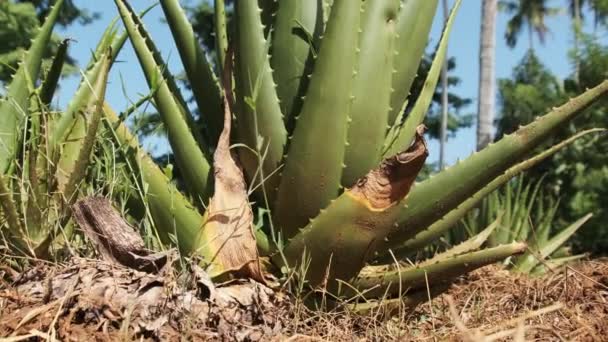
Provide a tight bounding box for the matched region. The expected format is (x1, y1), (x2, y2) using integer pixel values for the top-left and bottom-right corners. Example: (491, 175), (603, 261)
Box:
(1, 258), (607, 341)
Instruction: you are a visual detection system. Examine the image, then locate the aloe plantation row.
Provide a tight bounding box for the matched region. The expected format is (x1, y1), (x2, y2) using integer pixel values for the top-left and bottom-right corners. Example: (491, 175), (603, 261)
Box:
(1, 0), (606, 310)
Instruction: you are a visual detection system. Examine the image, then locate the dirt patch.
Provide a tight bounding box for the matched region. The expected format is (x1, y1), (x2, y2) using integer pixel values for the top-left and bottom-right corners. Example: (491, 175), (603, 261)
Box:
(1, 259), (607, 341)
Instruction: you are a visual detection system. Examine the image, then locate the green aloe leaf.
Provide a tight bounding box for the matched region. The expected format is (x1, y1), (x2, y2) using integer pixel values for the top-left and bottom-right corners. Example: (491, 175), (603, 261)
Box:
(355, 242), (526, 298)
(39, 38), (70, 107)
(0, 0), (64, 174)
(160, 0), (224, 144)
(380, 80), (608, 253)
(0, 173), (26, 252)
(214, 0), (228, 75)
(349, 283), (451, 315)
(52, 27), (128, 192)
(270, 0), (323, 132)
(51, 19), (128, 153)
(423, 215), (501, 264)
(103, 106), (209, 258)
(514, 213), (592, 273)
(381, 129), (603, 257)
(281, 127), (427, 288)
(60, 50), (112, 204)
(386, 0), (439, 127)
(234, 0), (287, 205)
(530, 254), (586, 275)
(114, 0), (213, 204)
(342, 0), (401, 187)
(274, 0), (361, 237)
(535, 198), (560, 248)
(384, 0), (460, 157)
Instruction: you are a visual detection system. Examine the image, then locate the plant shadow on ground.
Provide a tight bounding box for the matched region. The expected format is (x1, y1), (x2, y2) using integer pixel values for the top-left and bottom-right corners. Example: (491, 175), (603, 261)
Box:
(1, 256), (607, 341)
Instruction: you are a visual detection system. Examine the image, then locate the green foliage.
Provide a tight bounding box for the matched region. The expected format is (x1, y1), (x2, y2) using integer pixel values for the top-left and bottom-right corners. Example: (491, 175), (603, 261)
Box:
(0, 0), (97, 84)
(499, 0), (560, 49)
(451, 176), (590, 274)
(497, 51), (564, 137)
(409, 54), (473, 140)
(497, 36), (608, 254)
(0, 0), (128, 259)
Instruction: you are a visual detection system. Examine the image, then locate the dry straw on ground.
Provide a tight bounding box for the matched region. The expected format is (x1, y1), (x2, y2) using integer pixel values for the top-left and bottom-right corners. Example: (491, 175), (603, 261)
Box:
(1, 257), (607, 341)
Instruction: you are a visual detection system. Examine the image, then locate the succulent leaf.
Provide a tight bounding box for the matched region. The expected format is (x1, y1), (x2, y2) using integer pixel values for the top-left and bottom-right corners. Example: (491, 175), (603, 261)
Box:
(39, 38), (70, 107)
(388, 128), (604, 257)
(60, 50), (112, 204)
(0, 0), (64, 174)
(386, 0), (439, 126)
(282, 127), (428, 287)
(271, 0), (323, 132)
(355, 242), (526, 298)
(381, 80), (608, 253)
(384, 0), (460, 157)
(234, 0), (288, 205)
(103, 106), (207, 257)
(114, 0), (213, 204)
(514, 213), (592, 273)
(342, 0), (401, 187)
(160, 0), (224, 145)
(422, 215), (501, 264)
(274, 0), (362, 237)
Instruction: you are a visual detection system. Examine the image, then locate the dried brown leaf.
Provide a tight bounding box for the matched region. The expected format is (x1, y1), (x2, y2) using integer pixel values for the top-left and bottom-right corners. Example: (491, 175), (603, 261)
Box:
(202, 49), (263, 282)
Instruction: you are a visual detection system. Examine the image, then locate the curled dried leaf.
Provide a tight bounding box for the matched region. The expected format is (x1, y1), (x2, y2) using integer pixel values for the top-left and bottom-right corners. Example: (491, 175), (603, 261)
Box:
(201, 50), (263, 282)
(349, 125), (428, 209)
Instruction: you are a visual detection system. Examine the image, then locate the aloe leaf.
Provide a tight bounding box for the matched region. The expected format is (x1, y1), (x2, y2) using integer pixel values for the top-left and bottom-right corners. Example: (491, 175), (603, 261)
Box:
(513, 213), (592, 273)
(0, 0), (64, 174)
(270, 0), (323, 132)
(386, 0), (439, 126)
(53, 49), (116, 193)
(349, 283), (451, 315)
(51, 21), (129, 151)
(214, 0), (228, 75)
(39, 38), (70, 106)
(535, 198), (560, 248)
(103, 106), (209, 257)
(234, 0), (287, 205)
(0, 173), (26, 251)
(380, 81), (608, 253)
(355, 242), (526, 298)
(281, 127), (427, 288)
(383, 0), (460, 157)
(530, 254), (586, 275)
(423, 215), (501, 264)
(60, 50), (112, 204)
(160, 0), (224, 145)
(274, 0), (361, 237)
(387, 129), (603, 257)
(341, 0), (401, 187)
(114, 0), (213, 204)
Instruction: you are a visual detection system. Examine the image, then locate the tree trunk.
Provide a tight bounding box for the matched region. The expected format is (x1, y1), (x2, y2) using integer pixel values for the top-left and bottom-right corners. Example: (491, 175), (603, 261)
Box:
(476, 0), (497, 150)
(573, 0), (581, 85)
(439, 0), (449, 169)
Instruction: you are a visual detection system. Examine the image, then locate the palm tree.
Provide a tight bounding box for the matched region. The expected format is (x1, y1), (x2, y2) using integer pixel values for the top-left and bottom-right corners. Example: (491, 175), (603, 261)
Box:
(499, 0), (560, 51)
(439, 0), (449, 169)
(477, 0), (498, 151)
(568, 0), (584, 84)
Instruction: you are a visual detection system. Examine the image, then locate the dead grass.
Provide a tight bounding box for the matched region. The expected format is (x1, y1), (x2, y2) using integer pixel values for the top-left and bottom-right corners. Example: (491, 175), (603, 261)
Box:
(1, 258), (607, 341)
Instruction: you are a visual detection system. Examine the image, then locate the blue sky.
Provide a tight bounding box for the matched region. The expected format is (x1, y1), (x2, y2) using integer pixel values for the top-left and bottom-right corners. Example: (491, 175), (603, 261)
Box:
(54, 0), (607, 164)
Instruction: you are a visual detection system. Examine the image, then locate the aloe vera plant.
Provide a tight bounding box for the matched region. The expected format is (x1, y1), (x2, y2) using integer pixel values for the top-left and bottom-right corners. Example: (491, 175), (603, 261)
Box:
(453, 175), (593, 274)
(2, 0), (607, 309)
(0, 1), (147, 257)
